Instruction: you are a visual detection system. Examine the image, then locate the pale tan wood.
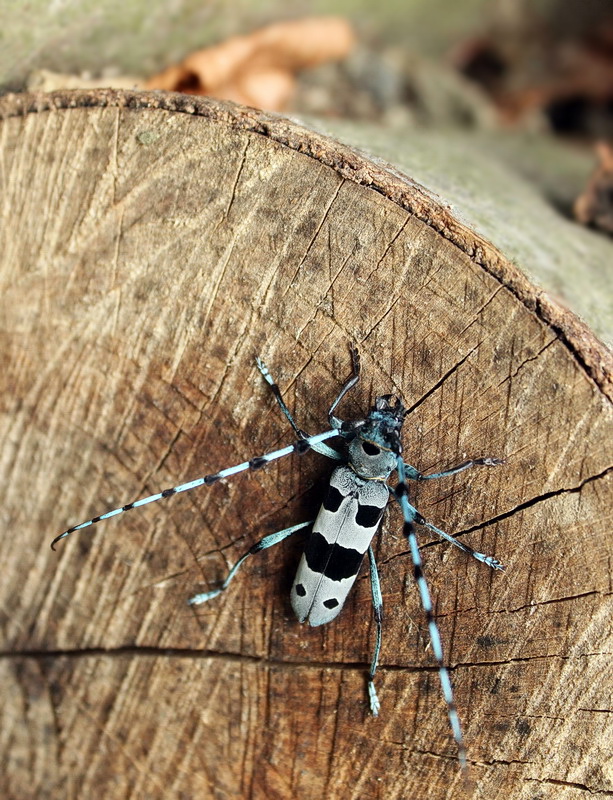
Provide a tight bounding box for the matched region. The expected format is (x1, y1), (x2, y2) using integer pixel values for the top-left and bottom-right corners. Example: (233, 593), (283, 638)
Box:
(0, 90), (611, 800)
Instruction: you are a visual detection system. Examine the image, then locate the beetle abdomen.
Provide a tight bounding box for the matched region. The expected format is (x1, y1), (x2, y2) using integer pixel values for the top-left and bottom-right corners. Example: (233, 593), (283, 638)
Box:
(291, 466), (388, 626)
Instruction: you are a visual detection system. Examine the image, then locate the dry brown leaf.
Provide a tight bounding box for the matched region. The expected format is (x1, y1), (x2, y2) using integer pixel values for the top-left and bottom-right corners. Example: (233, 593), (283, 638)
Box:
(146, 17), (355, 110)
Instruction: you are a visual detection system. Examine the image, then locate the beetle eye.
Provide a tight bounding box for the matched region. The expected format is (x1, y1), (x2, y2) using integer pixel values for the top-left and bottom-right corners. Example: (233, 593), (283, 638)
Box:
(362, 441), (380, 456)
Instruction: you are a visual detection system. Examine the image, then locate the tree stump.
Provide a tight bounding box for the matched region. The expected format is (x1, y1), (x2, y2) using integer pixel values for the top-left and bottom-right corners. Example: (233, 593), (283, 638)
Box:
(0, 89), (611, 800)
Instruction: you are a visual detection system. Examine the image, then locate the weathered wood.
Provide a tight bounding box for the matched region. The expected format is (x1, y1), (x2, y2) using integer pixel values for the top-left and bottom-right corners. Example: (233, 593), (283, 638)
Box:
(0, 89), (611, 800)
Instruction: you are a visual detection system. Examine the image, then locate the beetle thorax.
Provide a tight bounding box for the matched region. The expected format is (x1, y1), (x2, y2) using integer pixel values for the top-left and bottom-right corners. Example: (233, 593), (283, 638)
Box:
(347, 395), (406, 481)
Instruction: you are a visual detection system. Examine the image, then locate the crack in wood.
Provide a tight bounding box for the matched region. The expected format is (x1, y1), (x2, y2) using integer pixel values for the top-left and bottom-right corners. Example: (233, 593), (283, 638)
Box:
(422, 462), (612, 543)
(524, 775), (613, 796)
(0, 645), (583, 674)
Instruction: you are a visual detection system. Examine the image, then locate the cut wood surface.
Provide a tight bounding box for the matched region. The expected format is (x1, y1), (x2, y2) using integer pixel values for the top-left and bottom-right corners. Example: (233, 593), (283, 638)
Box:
(0, 90), (611, 800)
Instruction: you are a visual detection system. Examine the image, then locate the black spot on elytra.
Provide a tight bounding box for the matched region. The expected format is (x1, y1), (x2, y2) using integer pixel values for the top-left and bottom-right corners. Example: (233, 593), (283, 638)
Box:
(323, 485), (344, 513)
(295, 584), (306, 597)
(303, 532), (329, 574)
(355, 503), (383, 528)
(304, 531), (363, 581)
(323, 598), (339, 609)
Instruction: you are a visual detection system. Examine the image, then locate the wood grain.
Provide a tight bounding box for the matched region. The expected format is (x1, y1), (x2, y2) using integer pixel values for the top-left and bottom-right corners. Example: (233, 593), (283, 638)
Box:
(0, 90), (611, 800)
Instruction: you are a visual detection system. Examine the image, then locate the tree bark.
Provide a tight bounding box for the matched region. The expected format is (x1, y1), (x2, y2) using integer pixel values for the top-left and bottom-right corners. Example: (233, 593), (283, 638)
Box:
(0, 89), (611, 800)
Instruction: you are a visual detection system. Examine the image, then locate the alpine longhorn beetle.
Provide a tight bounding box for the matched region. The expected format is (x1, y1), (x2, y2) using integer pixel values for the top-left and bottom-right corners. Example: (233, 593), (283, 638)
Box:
(51, 346), (505, 769)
